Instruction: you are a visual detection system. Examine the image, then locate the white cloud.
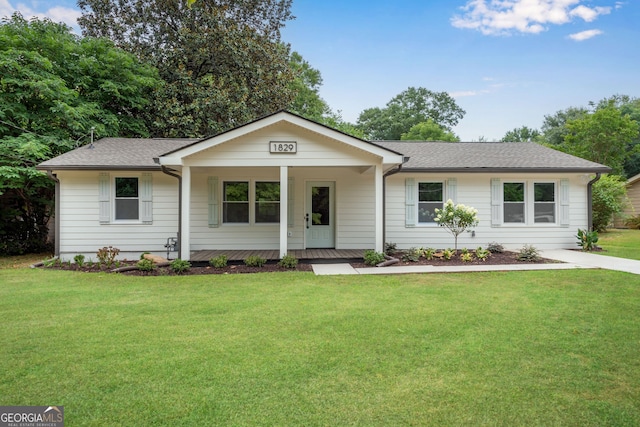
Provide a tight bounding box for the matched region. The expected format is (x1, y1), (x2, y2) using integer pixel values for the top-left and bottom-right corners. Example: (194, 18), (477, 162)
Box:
(1, 1), (81, 30)
(452, 0), (613, 36)
(449, 90), (490, 98)
(570, 5), (611, 22)
(568, 29), (604, 40)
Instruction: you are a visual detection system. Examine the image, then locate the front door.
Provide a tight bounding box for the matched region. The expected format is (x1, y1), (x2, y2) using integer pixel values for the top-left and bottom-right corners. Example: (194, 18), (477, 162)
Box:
(305, 181), (335, 248)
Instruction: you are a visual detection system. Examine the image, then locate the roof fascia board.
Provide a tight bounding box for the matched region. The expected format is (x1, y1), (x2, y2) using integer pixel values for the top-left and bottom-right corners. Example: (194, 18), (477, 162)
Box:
(398, 167), (613, 174)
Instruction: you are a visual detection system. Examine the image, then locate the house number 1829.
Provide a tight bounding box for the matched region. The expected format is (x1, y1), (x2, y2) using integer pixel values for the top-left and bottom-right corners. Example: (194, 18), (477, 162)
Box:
(269, 141), (297, 153)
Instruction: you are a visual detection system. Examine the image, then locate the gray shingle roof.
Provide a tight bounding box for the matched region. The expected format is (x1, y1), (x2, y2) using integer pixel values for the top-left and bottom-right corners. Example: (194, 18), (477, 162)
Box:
(37, 138), (198, 170)
(376, 141), (611, 173)
(37, 137), (611, 173)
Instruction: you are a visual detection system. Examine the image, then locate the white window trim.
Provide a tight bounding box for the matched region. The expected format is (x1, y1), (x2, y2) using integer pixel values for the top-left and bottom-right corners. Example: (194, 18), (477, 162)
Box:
(112, 174), (142, 224)
(501, 180), (558, 227)
(416, 180), (445, 227)
(221, 179), (281, 226)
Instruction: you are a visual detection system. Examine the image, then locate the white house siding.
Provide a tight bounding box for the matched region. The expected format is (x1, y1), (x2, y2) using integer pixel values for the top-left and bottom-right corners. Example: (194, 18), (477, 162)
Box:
(56, 170), (179, 260)
(385, 173), (588, 250)
(189, 166), (377, 251)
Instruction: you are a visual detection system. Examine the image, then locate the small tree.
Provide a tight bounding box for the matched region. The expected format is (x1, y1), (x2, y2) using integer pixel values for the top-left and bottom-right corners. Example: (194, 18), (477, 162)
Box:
(434, 200), (479, 251)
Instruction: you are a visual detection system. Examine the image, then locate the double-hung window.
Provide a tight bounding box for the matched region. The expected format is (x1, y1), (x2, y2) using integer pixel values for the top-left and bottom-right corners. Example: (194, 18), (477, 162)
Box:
(115, 177), (139, 220)
(498, 181), (557, 225)
(255, 182), (280, 223)
(418, 182), (443, 224)
(222, 181), (280, 224)
(503, 182), (525, 224)
(223, 181), (249, 223)
(534, 183), (555, 223)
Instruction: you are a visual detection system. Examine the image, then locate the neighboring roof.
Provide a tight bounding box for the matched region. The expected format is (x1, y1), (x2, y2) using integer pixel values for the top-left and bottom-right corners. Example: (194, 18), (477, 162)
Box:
(37, 138), (198, 171)
(375, 141), (612, 173)
(628, 173), (640, 185)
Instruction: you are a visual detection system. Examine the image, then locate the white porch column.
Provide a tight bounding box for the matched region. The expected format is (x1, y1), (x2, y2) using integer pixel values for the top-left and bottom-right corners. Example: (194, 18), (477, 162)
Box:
(279, 166), (289, 258)
(181, 165), (191, 260)
(375, 163), (384, 252)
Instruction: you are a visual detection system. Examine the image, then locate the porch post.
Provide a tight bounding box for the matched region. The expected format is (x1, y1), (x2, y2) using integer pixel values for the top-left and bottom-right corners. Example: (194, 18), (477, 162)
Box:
(181, 165), (191, 261)
(375, 163), (384, 252)
(279, 166), (289, 258)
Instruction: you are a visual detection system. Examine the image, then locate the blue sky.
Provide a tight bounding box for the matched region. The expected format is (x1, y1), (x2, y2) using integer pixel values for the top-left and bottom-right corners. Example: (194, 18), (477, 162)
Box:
(3, 0), (639, 140)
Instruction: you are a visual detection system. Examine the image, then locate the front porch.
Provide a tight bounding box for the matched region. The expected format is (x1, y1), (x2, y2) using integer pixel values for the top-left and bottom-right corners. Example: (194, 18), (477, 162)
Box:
(191, 249), (367, 262)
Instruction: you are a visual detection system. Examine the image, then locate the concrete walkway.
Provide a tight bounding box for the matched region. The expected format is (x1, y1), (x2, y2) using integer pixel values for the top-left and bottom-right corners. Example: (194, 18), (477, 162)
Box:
(312, 249), (640, 276)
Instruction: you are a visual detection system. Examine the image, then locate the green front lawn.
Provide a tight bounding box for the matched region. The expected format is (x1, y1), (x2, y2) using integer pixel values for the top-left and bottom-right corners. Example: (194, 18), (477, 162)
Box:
(1, 268), (639, 426)
(598, 229), (640, 260)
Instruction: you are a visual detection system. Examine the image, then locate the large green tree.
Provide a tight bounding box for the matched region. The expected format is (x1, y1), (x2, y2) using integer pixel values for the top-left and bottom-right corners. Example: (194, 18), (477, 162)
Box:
(539, 106), (588, 146)
(401, 120), (460, 141)
(79, 0), (296, 137)
(501, 126), (540, 142)
(356, 87), (465, 140)
(563, 103), (639, 176)
(0, 14), (162, 254)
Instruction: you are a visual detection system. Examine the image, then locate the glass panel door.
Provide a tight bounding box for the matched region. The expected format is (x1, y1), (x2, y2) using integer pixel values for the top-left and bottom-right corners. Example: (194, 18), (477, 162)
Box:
(306, 182), (335, 248)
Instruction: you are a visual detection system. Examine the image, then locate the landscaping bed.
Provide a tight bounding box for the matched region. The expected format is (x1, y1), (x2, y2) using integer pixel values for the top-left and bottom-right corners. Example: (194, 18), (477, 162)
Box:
(351, 249), (558, 269)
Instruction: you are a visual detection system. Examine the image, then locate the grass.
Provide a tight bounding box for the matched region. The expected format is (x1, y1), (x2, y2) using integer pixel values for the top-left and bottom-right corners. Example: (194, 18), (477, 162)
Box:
(1, 266), (639, 426)
(598, 229), (640, 260)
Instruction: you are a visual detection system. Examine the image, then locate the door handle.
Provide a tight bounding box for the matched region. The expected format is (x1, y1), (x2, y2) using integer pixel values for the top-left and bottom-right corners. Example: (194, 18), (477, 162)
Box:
(305, 213), (309, 229)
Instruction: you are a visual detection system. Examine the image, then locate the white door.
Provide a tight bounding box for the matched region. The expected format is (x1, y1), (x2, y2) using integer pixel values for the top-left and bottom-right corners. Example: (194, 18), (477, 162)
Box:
(305, 181), (335, 248)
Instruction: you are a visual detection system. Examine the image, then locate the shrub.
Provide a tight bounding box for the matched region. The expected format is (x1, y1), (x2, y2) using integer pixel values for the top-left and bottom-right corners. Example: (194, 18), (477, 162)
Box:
(363, 250), (385, 266)
(517, 244), (541, 262)
(137, 258), (155, 272)
(278, 255), (298, 269)
(244, 255), (267, 267)
(170, 259), (191, 274)
(487, 242), (504, 253)
(434, 200), (479, 250)
(576, 229), (599, 251)
(384, 242), (397, 255)
(460, 247), (469, 255)
(625, 215), (640, 230)
(209, 255), (228, 268)
(461, 252), (473, 262)
(475, 247), (490, 261)
(442, 248), (455, 261)
(592, 175), (627, 232)
(401, 247), (421, 262)
(422, 247), (435, 260)
(97, 246), (120, 267)
(74, 254), (85, 267)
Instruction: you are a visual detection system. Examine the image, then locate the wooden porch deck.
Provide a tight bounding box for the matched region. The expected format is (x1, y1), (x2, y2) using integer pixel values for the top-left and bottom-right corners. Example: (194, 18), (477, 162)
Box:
(190, 249), (367, 262)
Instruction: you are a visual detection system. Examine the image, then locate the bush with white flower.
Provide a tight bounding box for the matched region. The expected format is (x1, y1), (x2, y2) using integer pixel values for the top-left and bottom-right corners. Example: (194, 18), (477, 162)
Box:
(434, 200), (479, 250)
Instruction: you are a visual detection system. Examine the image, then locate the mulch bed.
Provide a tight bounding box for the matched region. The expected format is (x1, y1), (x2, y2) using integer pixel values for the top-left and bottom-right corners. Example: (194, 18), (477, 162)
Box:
(37, 260), (314, 275)
(350, 250), (558, 269)
(36, 250), (558, 275)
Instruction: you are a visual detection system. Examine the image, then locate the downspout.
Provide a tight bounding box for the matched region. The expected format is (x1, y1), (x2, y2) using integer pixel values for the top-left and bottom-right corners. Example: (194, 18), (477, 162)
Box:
(382, 156), (409, 247)
(587, 173), (601, 232)
(46, 171), (60, 257)
(161, 165), (183, 259)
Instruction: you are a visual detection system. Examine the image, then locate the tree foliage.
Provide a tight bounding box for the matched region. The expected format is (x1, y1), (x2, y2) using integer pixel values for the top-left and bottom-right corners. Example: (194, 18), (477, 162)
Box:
(0, 14), (162, 254)
(401, 120), (459, 141)
(592, 175), (628, 232)
(356, 87), (465, 140)
(79, 0), (296, 138)
(501, 126), (540, 142)
(564, 103), (639, 176)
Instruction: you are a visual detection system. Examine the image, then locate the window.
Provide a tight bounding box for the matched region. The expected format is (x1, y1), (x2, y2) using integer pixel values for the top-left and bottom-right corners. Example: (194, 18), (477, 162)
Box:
(255, 182), (280, 223)
(115, 177), (139, 220)
(223, 182), (249, 223)
(534, 183), (555, 223)
(418, 182), (443, 223)
(503, 182), (525, 223)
